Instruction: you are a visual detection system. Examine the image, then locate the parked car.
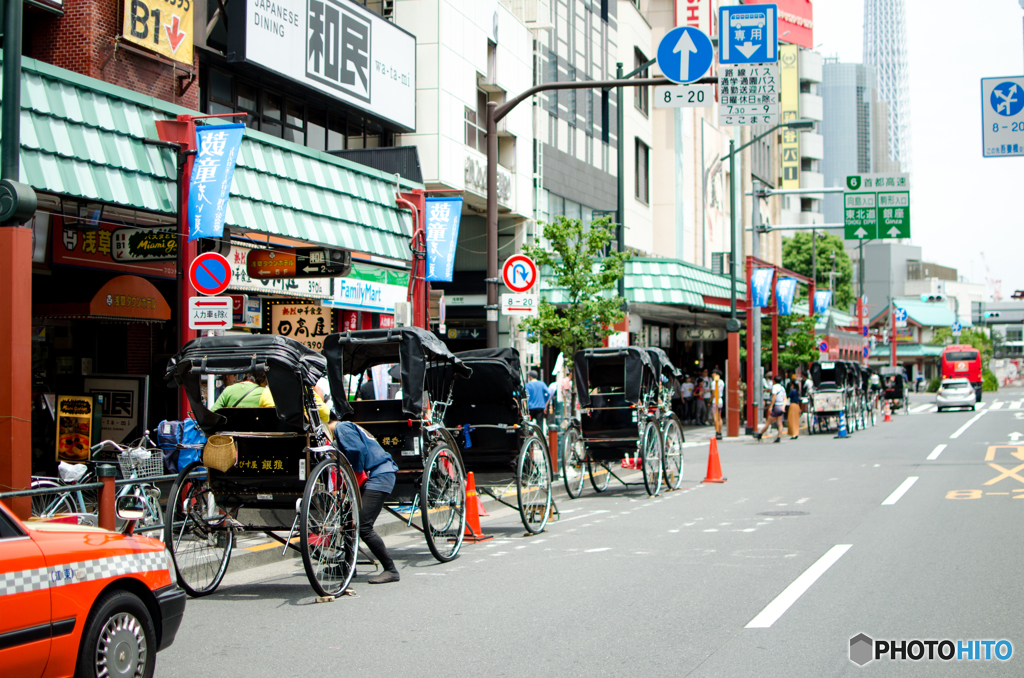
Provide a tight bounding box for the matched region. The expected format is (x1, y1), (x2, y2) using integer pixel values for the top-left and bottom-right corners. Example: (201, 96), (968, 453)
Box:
(0, 500), (185, 678)
(936, 378), (976, 412)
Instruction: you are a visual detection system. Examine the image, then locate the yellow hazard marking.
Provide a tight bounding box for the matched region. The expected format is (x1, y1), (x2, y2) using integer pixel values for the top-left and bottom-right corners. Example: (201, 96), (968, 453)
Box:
(983, 463), (1024, 486)
(985, 445), (1024, 461)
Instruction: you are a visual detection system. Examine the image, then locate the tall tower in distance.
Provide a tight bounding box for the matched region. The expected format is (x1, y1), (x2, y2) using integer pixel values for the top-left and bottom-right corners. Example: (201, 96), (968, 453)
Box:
(863, 0), (911, 173)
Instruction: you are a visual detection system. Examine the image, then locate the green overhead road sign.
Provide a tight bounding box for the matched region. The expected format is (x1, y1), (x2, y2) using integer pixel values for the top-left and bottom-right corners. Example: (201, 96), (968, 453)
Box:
(843, 173), (910, 240)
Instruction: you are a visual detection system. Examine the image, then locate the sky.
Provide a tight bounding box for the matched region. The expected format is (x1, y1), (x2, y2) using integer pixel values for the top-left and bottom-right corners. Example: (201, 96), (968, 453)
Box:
(813, 0), (1024, 300)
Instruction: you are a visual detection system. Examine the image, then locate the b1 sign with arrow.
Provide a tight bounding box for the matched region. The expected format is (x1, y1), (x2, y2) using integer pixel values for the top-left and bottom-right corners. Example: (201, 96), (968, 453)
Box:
(188, 297), (233, 330)
(656, 26), (714, 84)
(246, 247), (352, 279)
(719, 4), (778, 65)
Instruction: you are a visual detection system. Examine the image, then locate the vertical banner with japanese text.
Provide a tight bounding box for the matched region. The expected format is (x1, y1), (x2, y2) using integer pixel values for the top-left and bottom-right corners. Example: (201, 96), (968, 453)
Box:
(775, 278), (798, 315)
(424, 197), (463, 282)
(188, 124), (245, 241)
(751, 268), (775, 307)
(814, 290), (833, 311)
(779, 44), (800, 189)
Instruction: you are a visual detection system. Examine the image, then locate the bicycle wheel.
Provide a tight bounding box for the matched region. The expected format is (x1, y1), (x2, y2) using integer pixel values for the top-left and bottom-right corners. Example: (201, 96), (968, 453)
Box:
(661, 415), (685, 491)
(164, 462), (232, 597)
(561, 426), (585, 499)
(30, 479), (76, 518)
(516, 435), (552, 534)
(301, 457), (359, 598)
(641, 420), (663, 497)
(587, 460), (611, 493)
(421, 444), (466, 563)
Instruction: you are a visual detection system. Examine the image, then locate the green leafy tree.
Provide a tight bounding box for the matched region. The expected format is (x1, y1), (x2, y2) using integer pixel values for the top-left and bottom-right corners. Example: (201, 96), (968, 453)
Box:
(740, 313), (819, 375)
(519, 216), (629, 370)
(782, 233), (855, 309)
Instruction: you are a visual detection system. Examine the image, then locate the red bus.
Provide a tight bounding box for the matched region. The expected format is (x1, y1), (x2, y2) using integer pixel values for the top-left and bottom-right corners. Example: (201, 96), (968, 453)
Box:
(941, 344), (983, 401)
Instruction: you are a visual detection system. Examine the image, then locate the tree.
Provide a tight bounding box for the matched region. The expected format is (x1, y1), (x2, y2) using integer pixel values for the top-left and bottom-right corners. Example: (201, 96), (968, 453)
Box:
(929, 327), (998, 392)
(740, 313), (819, 375)
(782, 233), (855, 309)
(519, 216), (629, 370)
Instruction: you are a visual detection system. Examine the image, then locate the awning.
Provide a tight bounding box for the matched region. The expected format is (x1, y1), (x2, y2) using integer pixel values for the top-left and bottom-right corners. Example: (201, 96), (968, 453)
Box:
(869, 344), (944, 359)
(3, 55), (418, 262)
(34, 275), (171, 322)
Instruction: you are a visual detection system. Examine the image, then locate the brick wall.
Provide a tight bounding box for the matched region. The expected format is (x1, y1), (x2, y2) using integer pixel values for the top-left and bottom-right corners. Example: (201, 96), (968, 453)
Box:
(26, 0), (199, 111)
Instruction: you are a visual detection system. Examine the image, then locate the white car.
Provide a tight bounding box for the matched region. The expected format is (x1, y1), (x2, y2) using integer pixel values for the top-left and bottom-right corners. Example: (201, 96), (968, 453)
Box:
(936, 378), (976, 411)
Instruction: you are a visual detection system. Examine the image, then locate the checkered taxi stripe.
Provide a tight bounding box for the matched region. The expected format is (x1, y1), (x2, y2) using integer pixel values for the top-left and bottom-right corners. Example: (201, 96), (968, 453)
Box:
(1, 550), (167, 597)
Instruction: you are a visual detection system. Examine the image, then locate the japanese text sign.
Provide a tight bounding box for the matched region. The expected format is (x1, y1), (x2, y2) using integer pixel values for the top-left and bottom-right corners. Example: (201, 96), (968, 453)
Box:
(751, 267), (774, 307)
(843, 173), (910, 240)
(122, 0), (194, 65)
(269, 303), (334, 352)
(776, 278), (798, 315)
(188, 124), (245, 241)
(718, 64), (779, 126)
(424, 197), (462, 283)
(814, 290), (833, 311)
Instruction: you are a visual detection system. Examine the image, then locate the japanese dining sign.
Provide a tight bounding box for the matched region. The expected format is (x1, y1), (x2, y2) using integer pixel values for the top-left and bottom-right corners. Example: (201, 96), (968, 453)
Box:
(188, 124), (245, 241)
(424, 197), (462, 283)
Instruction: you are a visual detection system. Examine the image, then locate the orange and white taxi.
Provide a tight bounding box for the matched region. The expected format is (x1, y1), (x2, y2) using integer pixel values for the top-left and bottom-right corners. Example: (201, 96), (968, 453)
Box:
(0, 501), (185, 678)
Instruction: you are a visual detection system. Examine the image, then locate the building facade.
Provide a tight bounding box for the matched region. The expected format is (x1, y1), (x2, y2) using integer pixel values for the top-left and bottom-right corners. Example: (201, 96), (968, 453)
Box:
(863, 0), (911, 173)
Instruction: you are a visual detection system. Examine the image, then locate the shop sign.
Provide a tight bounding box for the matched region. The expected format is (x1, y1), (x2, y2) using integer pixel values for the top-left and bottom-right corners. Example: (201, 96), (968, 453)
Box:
(780, 43), (800, 188)
(53, 219), (176, 279)
(89, 275), (172, 321)
(228, 0), (416, 131)
(267, 302), (334, 351)
(112, 226), (177, 262)
(122, 0), (194, 65)
(230, 294), (248, 325)
(56, 395), (95, 462)
(677, 327), (727, 341)
(775, 0), (813, 49)
(341, 310), (359, 331)
(246, 247), (351, 278)
(227, 245), (332, 300)
(379, 314), (395, 329)
(464, 155), (512, 206)
(324, 277), (406, 313)
(188, 124), (245, 241)
(425, 197), (462, 283)
(245, 296), (262, 328)
(83, 376), (148, 444)
(675, 0), (714, 38)
(896, 326), (915, 343)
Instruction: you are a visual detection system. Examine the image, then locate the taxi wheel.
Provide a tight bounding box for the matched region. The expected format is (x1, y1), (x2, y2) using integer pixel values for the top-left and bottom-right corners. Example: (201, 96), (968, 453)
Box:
(76, 589), (156, 678)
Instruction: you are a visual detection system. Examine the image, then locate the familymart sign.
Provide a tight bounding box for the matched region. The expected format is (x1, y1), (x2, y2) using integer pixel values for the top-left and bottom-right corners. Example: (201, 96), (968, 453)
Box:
(844, 173), (911, 241)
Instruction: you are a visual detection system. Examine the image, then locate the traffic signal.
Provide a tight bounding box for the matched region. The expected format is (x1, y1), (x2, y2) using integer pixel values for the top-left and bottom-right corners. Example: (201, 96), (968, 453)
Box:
(920, 294), (945, 303)
(984, 311), (1001, 318)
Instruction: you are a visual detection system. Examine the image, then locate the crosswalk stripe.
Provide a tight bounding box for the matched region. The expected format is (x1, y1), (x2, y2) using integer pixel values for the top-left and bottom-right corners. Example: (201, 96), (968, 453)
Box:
(1010, 401), (1022, 410)
(991, 401), (1005, 410)
(910, 403), (933, 413)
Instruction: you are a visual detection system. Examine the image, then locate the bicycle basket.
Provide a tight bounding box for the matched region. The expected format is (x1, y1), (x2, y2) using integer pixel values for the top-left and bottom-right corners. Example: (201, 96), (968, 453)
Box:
(117, 451), (164, 479)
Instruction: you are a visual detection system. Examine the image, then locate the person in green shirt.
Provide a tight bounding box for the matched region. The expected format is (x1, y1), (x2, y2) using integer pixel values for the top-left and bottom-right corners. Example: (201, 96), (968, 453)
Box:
(210, 373), (265, 411)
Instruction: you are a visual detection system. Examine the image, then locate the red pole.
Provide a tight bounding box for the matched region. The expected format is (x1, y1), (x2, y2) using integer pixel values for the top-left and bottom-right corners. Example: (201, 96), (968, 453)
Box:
(0, 226), (32, 518)
(97, 464), (116, 532)
(891, 308), (897, 368)
(745, 256), (756, 433)
(770, 271), (779, 378)
(727, 331), (740, 438)
(398, 190), (427, 329)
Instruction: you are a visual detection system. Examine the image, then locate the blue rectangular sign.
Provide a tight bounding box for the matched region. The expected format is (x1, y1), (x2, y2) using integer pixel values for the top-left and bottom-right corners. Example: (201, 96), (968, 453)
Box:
(814, 290), (833, 312)
(776, 278), (798, 315)
(751, 267), (774, 307)
(425, 197), (462, 282)
(719, 4), (778, 65)
(188, 124), (245, 242)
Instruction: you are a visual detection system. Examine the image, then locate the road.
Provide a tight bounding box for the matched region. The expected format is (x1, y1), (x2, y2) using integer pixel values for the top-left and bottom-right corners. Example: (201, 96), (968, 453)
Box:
(158, 388), (1024, 677)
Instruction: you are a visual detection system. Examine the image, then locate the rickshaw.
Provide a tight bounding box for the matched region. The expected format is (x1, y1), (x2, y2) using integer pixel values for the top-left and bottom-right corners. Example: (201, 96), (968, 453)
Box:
(859, 364), (877, 428)
(645, 347), (686, 491)
(562, 347), (663, 498)
(164, 335), (360, 598)
(323, 327), (472, 562)
(841, 361), (864, 430)
(809, 360), (854, 435)
(880, 366), (910, 414)
(443, 348), (553, 534)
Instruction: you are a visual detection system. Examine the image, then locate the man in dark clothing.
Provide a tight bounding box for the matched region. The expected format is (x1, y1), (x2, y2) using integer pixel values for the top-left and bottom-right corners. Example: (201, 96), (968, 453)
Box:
(330, 420), (401, 584)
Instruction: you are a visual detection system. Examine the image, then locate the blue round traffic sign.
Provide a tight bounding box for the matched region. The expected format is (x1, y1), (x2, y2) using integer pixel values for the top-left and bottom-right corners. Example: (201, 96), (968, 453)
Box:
(818, 340), (828, 352)
(863, 346), (869, 358)
(990, 81), (1024, 117)
(657, 27), (714, 84)
(189, 252), (232, 296)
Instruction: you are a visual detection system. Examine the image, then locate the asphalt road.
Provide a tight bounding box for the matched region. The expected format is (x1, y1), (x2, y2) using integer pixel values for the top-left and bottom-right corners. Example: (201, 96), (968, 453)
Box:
(157, 388), (1024, 677)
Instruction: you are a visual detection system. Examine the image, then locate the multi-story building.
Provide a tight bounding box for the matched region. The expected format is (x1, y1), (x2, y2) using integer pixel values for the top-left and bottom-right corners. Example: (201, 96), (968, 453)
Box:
(777, 45), (824, 230)
(863, 0), (911, 173)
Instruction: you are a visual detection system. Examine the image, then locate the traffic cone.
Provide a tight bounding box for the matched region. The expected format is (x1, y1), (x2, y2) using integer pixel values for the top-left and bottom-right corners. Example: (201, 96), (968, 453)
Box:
(835, 411), (849, 439)
(701, 437), (727, 484)
(883, 401), (892, 422)
(463, 472), (493, 543)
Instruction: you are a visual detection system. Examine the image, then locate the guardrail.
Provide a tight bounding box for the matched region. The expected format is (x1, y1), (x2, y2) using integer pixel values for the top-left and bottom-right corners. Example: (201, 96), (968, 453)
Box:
(0, 465), (205, 533)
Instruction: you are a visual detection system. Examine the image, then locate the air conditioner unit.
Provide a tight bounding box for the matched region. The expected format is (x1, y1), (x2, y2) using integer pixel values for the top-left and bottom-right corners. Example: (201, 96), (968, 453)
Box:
(394, 302), (412, 327)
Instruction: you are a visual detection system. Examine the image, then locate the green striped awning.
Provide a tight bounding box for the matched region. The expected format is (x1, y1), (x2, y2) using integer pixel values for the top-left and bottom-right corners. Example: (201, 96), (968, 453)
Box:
(1, 54), (417, 262)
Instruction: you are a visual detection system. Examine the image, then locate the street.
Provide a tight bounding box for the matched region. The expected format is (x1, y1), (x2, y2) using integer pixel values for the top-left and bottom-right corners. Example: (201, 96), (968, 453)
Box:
(158, 389), (1024, 677)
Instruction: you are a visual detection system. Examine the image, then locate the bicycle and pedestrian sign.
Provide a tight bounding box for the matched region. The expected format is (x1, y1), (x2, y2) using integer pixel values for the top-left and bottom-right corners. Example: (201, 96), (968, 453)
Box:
(843, 173), (911, 240)
(981, 76), (1024, 158)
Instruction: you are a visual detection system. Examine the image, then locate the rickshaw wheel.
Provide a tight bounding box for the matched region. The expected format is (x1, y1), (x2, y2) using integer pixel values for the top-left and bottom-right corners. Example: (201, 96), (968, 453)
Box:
(641, 421), (663, 497)
(421, 444), (467, 563)
(164, 461), (232, 597)
(661, 415), (685, 491)
(587, 460), (611, 493)
(300, 457), (359, 598)
(561, 427), (586, 499)
(516, 436), (552, 534)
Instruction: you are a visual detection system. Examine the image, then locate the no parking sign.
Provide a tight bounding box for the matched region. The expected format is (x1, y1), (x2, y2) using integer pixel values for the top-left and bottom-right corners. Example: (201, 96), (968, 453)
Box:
(188, 252), (232, 296)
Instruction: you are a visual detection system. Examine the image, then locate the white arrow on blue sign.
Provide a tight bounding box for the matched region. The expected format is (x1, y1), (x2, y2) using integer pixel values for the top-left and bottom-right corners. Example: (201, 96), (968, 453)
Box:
(952, 321), (962, 334)
(719, 4), (778, 65)
(894, 308), (908, 322)
(656, 26), (714, 84)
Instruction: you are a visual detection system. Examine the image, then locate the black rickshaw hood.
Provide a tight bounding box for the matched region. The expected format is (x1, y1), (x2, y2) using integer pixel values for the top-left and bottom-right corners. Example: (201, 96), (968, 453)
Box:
(573, 347), (655, 409)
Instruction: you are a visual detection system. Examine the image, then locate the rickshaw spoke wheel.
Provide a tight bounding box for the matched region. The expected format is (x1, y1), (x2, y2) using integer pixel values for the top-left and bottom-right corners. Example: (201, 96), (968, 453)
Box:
(587, 460), (611, 493)
(661, 415), (685, 491)
(517, 436), (552, 534)
(163, 462), (232, 597)
(422, 444), (466, 562)
(641, 421), (663, 497)
(561, 427), (586, 499)
(301, 458), (359, 598)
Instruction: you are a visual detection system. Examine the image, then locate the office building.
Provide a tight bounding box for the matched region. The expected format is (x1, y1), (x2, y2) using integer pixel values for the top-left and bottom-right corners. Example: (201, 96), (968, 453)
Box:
(863, 0), (911, 172)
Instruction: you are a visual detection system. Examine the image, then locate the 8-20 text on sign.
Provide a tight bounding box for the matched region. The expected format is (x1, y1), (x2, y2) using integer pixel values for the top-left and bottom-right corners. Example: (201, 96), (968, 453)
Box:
(655, 85), (714, 108)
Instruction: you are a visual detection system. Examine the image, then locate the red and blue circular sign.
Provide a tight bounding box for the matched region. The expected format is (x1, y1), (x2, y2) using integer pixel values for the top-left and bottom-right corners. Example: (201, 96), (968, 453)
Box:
(188, 252), (232, 296)
(818, 340), (829, 352)
(502, 254), (537, 293)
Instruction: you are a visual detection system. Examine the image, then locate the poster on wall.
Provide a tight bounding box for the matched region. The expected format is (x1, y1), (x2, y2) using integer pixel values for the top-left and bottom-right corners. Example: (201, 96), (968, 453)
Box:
(267, 301), (334, 351)
(701, 121), (728, 268)
(56, 396), (95, 462)
(83, 376), (149, 444)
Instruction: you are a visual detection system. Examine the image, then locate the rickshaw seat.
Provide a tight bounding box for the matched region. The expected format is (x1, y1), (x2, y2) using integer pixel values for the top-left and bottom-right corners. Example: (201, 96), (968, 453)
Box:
(212, 407), (304, 434)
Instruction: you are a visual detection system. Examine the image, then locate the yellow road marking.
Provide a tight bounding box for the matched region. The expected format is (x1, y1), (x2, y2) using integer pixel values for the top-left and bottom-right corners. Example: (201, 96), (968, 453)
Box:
(985, 445), (1024, 461)
(983, 463), (1024, 486)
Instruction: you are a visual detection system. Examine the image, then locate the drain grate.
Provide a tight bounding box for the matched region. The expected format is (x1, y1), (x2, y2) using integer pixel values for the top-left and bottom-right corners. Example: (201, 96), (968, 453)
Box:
(757, 511), (809, 517)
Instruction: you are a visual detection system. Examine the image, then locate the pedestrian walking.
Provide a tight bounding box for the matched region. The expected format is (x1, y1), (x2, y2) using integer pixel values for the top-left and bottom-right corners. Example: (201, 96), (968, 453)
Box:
(526, 370), (552, 429)
(680, 375), (694, 423)
(787, 377), (801, 439)
(701, 369), (712, 424)
(711, 369), (724, 440)
(754, 375), (786, 443)
(692, 377), (707, 427)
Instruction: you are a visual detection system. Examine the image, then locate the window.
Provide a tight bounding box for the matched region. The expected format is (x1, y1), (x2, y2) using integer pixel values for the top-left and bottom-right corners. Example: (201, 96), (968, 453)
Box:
(1006, 327), (1023, 342)
(586, 90), (594, 135)
(634, 48), (649, 115)
(568, 67), (577, 126)
(635, 138), (649, 203)
(547, 55), (559, 113)
(601, 90), (610, 143)
(465, 90), (488, 153)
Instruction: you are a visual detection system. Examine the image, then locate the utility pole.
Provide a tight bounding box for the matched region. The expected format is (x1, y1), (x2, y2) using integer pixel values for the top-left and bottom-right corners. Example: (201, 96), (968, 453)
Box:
(615, 61), (626, 299)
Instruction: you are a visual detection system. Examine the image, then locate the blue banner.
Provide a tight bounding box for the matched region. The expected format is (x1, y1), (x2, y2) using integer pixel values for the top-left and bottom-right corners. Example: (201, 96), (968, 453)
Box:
(751, 267), (774, 307)
(814, 290), (833, 312)
(188, 124), (245, 242)
(776, 278), (798, 315)
(425, 197), (462, 282)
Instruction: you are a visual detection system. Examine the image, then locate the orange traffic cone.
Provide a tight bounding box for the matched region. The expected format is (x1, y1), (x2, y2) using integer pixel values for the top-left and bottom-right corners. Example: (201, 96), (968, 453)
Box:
(883, 401), (892, 422)
(463, 472), (493, 543)
(702, 437), (727, 484)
